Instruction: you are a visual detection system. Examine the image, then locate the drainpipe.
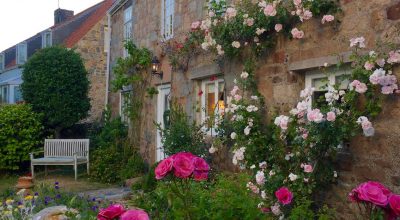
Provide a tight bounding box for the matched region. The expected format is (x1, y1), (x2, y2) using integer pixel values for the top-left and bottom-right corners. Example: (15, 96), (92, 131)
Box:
(105, 13), (111, 107)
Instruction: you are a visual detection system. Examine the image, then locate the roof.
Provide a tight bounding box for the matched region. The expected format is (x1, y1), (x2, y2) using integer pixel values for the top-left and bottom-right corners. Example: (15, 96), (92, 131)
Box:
(64, 0), (114, 47)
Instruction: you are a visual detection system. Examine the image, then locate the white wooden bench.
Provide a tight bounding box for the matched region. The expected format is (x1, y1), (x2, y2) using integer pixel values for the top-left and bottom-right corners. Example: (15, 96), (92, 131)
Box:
(30, 139), (90, 180)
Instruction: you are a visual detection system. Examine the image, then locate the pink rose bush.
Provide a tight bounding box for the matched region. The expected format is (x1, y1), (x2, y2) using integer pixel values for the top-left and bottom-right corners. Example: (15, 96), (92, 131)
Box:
(97, 204), (149, 220)
(155, 152), (210, 181)
(349, 181), (400, 219)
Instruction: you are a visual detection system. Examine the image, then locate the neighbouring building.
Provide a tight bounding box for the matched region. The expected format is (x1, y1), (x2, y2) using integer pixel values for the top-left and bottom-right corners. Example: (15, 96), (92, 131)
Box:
(0, 0), (114, 122)
(106, 0), (400, 218)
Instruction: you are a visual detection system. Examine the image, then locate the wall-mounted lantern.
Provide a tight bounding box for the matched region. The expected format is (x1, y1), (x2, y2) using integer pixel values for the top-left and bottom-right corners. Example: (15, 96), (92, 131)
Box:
(151, 56), (163, 79)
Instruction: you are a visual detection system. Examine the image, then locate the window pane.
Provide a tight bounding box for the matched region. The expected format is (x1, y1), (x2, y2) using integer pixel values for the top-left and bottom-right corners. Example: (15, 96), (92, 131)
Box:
(312, 77), (328, 91)
(1, 86), (8, 103)
(217, 82), (225, 113)
(14, 86), (22, 103)
(205, 83), (215, 118)
(336, 75), (350, 90)
(17, 44), (27, 64)
(124, 6), (132, 22)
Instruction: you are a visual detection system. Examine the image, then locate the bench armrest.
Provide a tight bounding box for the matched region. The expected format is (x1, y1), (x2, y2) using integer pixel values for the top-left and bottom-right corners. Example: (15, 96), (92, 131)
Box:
(30, 151), (44, 159)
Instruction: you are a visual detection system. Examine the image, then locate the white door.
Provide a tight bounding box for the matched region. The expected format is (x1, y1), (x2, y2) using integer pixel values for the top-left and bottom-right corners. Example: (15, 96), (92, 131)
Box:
(156, 84), (171, 162)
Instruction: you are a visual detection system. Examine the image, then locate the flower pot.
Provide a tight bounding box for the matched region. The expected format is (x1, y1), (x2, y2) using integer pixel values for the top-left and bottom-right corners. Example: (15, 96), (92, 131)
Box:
(16, 176), (34, 190)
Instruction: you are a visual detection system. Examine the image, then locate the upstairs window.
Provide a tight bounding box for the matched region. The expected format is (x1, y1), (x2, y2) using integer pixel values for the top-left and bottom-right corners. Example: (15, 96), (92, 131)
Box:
(123, 6), (133, 57)
(162, 0), (174, 40)
(16, 43), (27, 65)
(42, 31), (52, 48)
(0, 53), (4, 71)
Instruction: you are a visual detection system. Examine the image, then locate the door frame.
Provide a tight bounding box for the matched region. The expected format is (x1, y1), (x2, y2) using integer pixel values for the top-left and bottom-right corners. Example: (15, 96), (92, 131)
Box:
(156, 84), (171, 162)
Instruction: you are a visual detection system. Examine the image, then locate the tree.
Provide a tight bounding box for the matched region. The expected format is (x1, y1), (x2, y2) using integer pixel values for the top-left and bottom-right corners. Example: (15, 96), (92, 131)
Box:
(21, 46), (90, 137)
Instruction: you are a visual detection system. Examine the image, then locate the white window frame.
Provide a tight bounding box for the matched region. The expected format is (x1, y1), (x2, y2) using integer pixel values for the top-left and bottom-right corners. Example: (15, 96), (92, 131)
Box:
(41, 31), (52, 48)
(16, 42), (27, 65)
(161, 0), (174, 40)
(305, 67), (351, 108)
(0, 85), (9, 104)
(201, 78), (225, 135)
(0, 53), (4, 72)
(123, 6), (133, 58)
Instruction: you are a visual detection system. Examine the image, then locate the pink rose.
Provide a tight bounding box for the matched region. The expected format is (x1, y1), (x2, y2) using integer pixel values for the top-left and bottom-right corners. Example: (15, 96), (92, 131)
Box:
(291, 28), (304, 39)
(193, 157), (210, 181)
(97, 204), (125, 220)
(326, 111), (336, 122)
(275, 187), (293, 205)
(376, 59), (386, 67)
(351, 181), (391, 206)
(264, 4), (277, 16)
(275, 24), (283, 32)
(389, 194), (400, 216)
(321, 15), (334, 24)
(293, 0), (302, 6)
(191, 21), (201, 30)
(120, 210), (150, 220)
(307, 109), (324, 123)
(303, 164), (313, 173)
(226, 7), (237, 19)
(364, 61), (374, 70)
(173, 152), (195, 178)
(388, 50), (400, 64)
(155, 156), (174, 180)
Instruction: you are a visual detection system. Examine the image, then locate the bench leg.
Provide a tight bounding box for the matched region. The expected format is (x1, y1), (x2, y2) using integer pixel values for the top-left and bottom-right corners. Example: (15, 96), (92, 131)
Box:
(87, 162), (90, 175)
(31, 163), (34, 179)
(74, 163), (78, 181)
(45, 165), (48, 176)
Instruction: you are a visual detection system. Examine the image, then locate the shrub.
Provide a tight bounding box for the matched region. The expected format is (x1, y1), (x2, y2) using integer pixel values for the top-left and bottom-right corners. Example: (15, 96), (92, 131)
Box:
(21, 46), (90, 137)
(157, 103), (207, 156)
(131, 173), (265, 220)
(90, 116), (145, 183)
(0, 104), (43, 170)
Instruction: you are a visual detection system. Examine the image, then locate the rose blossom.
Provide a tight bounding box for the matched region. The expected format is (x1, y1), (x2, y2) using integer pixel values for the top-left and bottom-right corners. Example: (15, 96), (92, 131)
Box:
(241, 71), (249, 79)
(173, 152), (195, 178)
(350, 37), (366, 48)
(193, 157), (210, 181)
(326, 111), (336, 122)
(389, 194), (400, 216)
(256, 28), (266, 35)
(264, 4), (277, 16)
(226, 7), (237, 19)
(388, 50), (400, 64)
(293, 0), (302, 6)
(256, 170), (266, 185)
(289, 173), (298, 181)
(271, 203), (281, 216)
(120, 210), (150, 220)
(274, 115), (289, 130)
(97, 204), (126, 220)
(191, 21), (201, 30)
(155, 156), (174, 179)
(291, 28), (304, 39)
(230, 132), (237, 139)
(232, 41), (241, 48)
(275, 187), (293, 205)
(364, 61), (374, 70)
(244, 18), (254, 26)
(303, 164), (313, 173)
(350, 181), (391, 206)
(307, 109), (324, 123)
(321, 15), (335, 24)
(275, 24), (283, 32)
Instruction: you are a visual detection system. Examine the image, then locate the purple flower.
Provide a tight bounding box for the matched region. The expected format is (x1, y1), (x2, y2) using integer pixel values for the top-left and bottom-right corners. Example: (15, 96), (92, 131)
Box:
(55, 194), (61, 199)
(34, 192), (39, 196)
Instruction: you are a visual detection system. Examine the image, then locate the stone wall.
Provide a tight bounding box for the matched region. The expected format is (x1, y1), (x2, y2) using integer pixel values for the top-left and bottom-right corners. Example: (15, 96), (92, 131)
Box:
(108, 0), (400, 217)
(74, 16), (108, 122)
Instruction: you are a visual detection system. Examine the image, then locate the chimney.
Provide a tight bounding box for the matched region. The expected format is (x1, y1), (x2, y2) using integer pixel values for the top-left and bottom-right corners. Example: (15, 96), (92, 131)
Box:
(54, 8), (74, 25)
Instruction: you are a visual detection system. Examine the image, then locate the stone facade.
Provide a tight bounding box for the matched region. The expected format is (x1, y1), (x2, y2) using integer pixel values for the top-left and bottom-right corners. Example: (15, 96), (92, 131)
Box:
(107, 0), (400, 217)
(73, 16), (108, 122)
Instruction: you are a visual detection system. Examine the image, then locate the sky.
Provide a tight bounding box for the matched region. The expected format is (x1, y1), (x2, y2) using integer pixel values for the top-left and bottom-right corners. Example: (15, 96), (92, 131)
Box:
(0, 0), (104, 51)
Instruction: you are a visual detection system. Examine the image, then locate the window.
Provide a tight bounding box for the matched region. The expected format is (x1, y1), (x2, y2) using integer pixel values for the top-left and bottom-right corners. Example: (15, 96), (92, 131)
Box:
(104, 26), (110, 53)
(13, 85), (23, 103)
(201, 78), (225, 133)
(16, 43), (27, 65)
(305, 68), (351, 108)
(0, 85), (9, 104)
(0, 53), (4, 71)
(162, 0), (174, 40)
(123, 6), (133, 57)
(42, 31), (52, 48)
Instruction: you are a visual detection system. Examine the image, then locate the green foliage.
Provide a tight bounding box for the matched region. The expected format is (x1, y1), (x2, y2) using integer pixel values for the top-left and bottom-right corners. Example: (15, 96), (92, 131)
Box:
(131, 163), (158, 193)
(21, 46), (90, 135)
(119, 151), (147, 180)
(157, 103), (207, 156)
(0, 104), (43, 170)
(131, 173), (266, 220)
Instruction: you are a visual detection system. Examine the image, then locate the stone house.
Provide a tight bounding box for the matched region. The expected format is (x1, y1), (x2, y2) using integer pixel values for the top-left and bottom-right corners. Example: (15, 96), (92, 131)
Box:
(106, 0), (400, 217)
(0, 0), (113, 122)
